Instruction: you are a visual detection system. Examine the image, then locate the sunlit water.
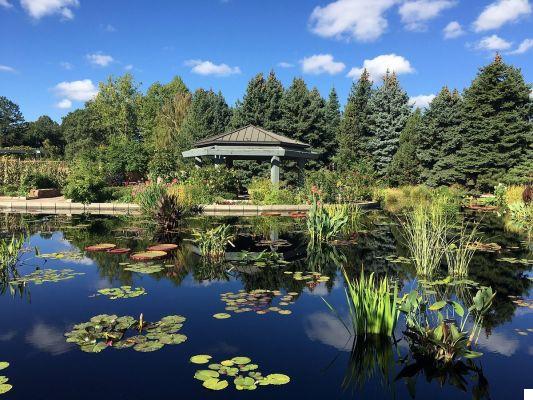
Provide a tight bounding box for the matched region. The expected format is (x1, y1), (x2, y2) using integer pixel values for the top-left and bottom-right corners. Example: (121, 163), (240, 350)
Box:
(0, 213), (531, 399)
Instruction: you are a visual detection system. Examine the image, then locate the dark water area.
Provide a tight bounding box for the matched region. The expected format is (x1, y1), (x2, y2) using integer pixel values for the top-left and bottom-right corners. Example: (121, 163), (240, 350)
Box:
(0, 212), (531, 399)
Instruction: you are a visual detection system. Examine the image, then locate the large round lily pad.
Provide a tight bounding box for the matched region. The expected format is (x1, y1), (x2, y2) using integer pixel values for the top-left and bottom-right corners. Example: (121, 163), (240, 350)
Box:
(194, 370), (219, 381)
(231, 356), (251, 365)
(0, 383), (12, 394)
(147, 244), (178, 252)
(213, 313), (231, 320)
(0, 362), (9, 371)
(190, 355), (212, 364)
(107, 248), (131, 254)
(85, 243), (116, 252)
(130, 250), (168, 261)
(203, 378), (228, 390)
(265, 373), (290, 385)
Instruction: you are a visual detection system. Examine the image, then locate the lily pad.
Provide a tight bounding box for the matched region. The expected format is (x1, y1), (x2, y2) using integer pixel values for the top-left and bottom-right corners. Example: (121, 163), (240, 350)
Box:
(0, 383), (12, 395)
(213, 313), (231, 319)
(123, 263), (164, 274)
(203, 378), (228, 390)
(0, 363), (8, 371)
(147, 244), (178, 252)
(130, 250), (168, 261)
(85, 243), (116, 252)
(194, 370), (219, 381)
(9, 269), (84, 285)
(190, 355), (212, 364)
(94, 286), (146, 300)
(265, 373), (290, 385)
(232, 356), (251, 365)
(107, 248), (131, 254)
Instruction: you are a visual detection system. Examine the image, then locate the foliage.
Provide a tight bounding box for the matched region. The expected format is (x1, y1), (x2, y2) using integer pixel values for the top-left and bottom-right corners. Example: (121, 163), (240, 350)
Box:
(155, 193), (191, 231)
(25, 115), (64, 155)
(247, 178), (296, 205)
(133, 182), (167, 214)
(101, 134), (148, 183)
(446, 223), (478, 277)
(307, 190), (348, 243)
(388, 109), (422, 186)
(63, 158), (107, 204)
(0, 96), (26, 147)
(0, 158), (68, 192)
(324, 269), (399, 337)
(507, 202), (533, 238)
(505, 185), (527, 206)
(0, 235), (25, 272)
(193, 224), (235, 262)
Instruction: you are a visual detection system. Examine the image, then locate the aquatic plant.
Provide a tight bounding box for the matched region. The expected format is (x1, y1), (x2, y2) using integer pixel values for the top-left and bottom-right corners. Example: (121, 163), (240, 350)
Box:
(65, 314), (187, 353)
(324, 269), (399, 337)
(400, 203), (449, 277)
(307, 191), (348, 243)
(9, 269), (84, 285)
(190, 354), (290, 391)
(325, 203), (365, 234)
(192, 224), (234, 262)
(135, 182), (168, 215)
(130, 250), (168, 261)
(236, 250), (289, 268)
(92, 286), (146, 300)
(123, 262), (165, 274)
(0, 361), (12, 395)
(219, 289), (296, 316)
(446, 223), (478, 277)
(507, 202), (532, 238)
(155, 193), (188, 231)
(0, 235), (25, 271)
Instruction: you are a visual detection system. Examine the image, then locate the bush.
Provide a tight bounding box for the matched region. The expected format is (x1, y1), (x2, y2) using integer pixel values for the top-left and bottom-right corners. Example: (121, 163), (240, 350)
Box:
(247, 178), (296, 205)
(505, 185), (526, 206)
(63, 159), (107, 204)
(21, 172), (59, 191)
(133, 182), (167, 214)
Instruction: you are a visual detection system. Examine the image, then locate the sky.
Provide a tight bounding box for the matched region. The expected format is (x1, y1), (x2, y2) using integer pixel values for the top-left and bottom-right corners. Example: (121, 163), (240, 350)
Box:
(0, 0), (532, 122)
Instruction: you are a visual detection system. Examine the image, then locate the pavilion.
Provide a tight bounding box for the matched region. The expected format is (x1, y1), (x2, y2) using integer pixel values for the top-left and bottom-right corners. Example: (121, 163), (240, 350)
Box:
(181, 125), (318, 184)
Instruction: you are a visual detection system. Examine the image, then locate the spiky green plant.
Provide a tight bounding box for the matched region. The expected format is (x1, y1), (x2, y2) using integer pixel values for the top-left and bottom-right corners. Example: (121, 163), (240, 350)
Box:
(307, 195), (348, 243)
(0, 235), (25, 271)
(446, 223), (478, 277)
(324, 269), (399, 337)
(192, 224), (234, 262)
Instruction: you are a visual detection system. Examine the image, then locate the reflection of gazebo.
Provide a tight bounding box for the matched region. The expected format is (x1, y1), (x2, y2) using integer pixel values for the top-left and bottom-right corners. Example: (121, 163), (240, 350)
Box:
(182, 125), (318, 184)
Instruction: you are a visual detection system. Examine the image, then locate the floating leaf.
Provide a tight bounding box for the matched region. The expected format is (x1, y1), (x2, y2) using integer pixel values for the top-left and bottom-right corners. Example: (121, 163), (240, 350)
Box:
(221, 360), (234, 367)
(203, 378), (228, 390)
(0, 363), (8, 371)
(147, 244), (178, 252)
(231, 356), (251, 365)
(85, 243), (116, 252)
(194, 370), (219, 381)
(190, 355), (212, 364)
(213, 313), (231, 320)
(265, 373), (290, 385)
(130, 250), (168, 261)
(0, 383), (12, 395)
(94, 286), (146, 300)
(10, 269), (84, 285)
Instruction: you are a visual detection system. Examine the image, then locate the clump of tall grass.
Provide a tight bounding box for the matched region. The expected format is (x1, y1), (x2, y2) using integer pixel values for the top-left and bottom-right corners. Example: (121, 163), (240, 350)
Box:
(307, 189), (348, 243)
(446, 223), (478, 277)
(325, 203), (364, 234)
(324, 269), (399, 337)
(192, 224), (234, 262)
(400, 202), (449, 277)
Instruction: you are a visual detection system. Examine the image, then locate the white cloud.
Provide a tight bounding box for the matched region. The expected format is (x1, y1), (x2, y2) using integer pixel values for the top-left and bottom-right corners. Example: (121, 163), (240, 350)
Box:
(473, 0), (531, 32)
(103, 23), (116, 32)
(53, 79), (98, 102)
(347, 53), (414, 82)
(399, 0), (456, 31)
(0, 0), (12, 8)
(55, 98), (72, 109)
(508, 38), (533, 54)
(0, 64), (16, 73)
(86, 52), (114, 67)
(124, 64), (133, 71)
(185, 59), (241, 76)
(301, 54), (345, 75)
(443, 20), (464, 38)
(309, 0), (398, 42)
(410, 93), (436, 108)
(476, 34), (513, 51)
(60, 61), (72, 70)
(277, 61), (294, 68)
(20, 0), (79, 20)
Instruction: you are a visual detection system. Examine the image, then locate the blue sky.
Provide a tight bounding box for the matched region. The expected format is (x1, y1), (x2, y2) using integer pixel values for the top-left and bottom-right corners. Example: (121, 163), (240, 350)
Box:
(1, 0), (531, 122)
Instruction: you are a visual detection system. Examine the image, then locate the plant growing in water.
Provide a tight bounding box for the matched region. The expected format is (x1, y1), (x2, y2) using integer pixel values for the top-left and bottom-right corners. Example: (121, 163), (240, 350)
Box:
(445, 223), (478, 277)
(193, 224), (235, 262)
(307, 188), (348, 243)
(0, 235), (25, 271)
(324, 269), (399, 337)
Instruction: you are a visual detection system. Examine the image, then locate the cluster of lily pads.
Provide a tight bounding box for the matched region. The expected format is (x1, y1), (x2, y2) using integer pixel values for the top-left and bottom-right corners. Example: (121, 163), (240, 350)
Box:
(122, 262), (167, 274)
(378, 254), (412, 264)
(91, 286), (146, 300)
(9, 269), (85, 285)
(509, 295), (533, 309)
(216, 289), (296, 317)
(498, 257), (533, 266)
(190, 354), (290, 391)
(235, 251), (290, 268)
(85, 243), (178, 262)
(284, 270), (330, 283)
(64, 314), (187, 353)
(36, 251), (84, 261)
(0, 362), (11, 395)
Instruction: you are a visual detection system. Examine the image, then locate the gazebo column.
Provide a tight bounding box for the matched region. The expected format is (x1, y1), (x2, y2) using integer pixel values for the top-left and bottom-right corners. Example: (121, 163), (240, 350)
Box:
(297, 159), (306, 186)
(270, 156), (280, 184)
(194, 157), (203, 169)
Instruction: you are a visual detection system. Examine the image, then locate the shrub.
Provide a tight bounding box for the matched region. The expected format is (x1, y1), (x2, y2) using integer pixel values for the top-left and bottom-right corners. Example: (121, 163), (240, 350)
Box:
(505, 185), (526, 206)
(133, 182), (167, 214)
(63, 159), (107, 204)
(247, 178), (296, 205)
(21, 172), (59, 191)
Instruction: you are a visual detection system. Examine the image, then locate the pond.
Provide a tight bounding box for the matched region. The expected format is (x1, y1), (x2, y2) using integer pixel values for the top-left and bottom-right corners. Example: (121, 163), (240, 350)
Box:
(0, 212), (531, 399)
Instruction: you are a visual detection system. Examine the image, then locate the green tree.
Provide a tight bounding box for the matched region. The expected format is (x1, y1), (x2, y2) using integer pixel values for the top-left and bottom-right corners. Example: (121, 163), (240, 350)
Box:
(230, 73), (267, 128)
(102, 134), (148, 183)
(336, 70), (373, 169)
(418, 87), (463, 186)
(388, 109), (422, 186)
(0, 96), (26, 147)
(25, 115), (63, 153)
(263, 71), (285, 131)
(323, 87), (341, 165)
(61, 107), (103, 159)
(456, 55), (532, 190)
(367, 72), (411, 178)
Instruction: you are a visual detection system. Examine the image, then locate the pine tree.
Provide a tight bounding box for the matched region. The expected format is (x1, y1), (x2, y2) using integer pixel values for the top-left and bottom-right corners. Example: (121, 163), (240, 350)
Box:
(388, 109), (422, 186)
(263, 71), (285, 132)
(336, 70), (373, 169)
(230, 73), (267, 128)
(457, 54), (532, 190)
(323, 87), (341, 165)
(418, 87), (463, 186)
(367, 72), (411, 178)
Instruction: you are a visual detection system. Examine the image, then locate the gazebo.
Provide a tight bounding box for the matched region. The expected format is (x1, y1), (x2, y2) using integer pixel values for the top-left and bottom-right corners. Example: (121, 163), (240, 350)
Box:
(182, 125), (318, 184)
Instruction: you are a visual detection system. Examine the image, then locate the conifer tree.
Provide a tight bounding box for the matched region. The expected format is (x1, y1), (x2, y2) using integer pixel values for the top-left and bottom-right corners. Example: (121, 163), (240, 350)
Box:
(230, 73), (267, 128)
(418, 87), (463, 186)
(323, 87), (341, 165)
(336, 70), (373, 169)
(263, 71), (285, 132)
(457, 54), (532, 190)
(367, 72), (411, 178)
(388, 109), (422, 186)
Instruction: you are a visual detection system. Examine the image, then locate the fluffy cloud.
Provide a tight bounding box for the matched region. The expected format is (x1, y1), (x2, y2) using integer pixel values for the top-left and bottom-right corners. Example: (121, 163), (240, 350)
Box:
(410, 94), (436, 108)
(185, 60), (241, 76)
(473, 0), (531, 32)
(53, 79), (98, 102)
(443, 21), (464, 38)
(399, 0), (456, 31)
(86, 52), (114, 67)
(309, 0), (398, 42)
(55, 98), (72, 109)
(0, 65), (16, 73)
(20, 0), (79, 20)
(476, 34), (513, 51)
(508, 38), (533, 54)
(277, 62), (294, 68)
(0, 0), (12, 8)
(301, 54), (345, 75)
(347, 54), (414, 82)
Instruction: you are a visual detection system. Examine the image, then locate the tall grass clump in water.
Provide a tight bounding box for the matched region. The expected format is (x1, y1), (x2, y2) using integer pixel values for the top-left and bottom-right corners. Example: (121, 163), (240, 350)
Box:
(446, 223), (478, 277)
(307, 187), (348, 243)
(324, 269), (399, 337)
(192, 224), (234, 262)
(325, 203), (364, 234)
(400, 202), (449, 277)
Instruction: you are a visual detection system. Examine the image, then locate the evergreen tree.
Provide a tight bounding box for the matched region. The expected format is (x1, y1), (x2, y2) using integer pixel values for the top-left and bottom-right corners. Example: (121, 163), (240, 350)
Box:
(457, 54), (532, 190)
(230, 73), (267, 128)
(388, 109), (422, 186)
(323, 87), (341, 165)
(336, 70), (373, 169)
(367, 72), (411, 178)
(263, 71), (285, 132)
(418, 87), (463, 186)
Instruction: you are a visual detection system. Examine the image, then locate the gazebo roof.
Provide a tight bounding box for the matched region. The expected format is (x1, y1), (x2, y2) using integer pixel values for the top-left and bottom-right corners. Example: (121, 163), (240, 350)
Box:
(194, 125), (309, 149)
